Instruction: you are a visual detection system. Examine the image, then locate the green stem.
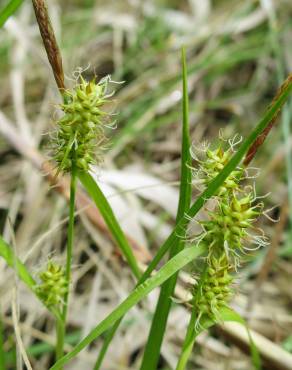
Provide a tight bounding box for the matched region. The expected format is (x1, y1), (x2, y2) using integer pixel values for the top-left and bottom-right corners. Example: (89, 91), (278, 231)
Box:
(176, 265), (207, 370)
(56, 159), (77, 362)
(62, 160), (77, 322)
(93, 319), (122, 370)
(55, 318), (65, 362)
(176, 308), (197, 370)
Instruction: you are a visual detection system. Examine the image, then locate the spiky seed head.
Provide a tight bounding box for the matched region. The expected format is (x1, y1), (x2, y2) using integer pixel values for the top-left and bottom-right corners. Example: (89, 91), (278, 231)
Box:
(52, 75), (115, 173)
(35, 261), (68, 310)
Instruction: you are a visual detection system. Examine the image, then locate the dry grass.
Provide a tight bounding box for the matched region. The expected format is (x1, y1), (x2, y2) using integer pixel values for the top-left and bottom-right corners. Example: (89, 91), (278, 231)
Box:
(0, 0), (292, 369)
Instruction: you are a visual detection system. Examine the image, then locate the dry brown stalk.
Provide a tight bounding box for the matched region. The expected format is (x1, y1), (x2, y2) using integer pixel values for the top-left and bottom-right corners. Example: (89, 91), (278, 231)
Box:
(31, 0), (65, 92)
(244, 74), (292, 166)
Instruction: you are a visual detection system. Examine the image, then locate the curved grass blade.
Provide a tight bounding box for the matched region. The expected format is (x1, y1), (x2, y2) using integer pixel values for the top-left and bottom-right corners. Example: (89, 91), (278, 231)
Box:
(0, 235), (36, 290)
(140, 46), (192, 370)
(0, 0), (23, 28)
(50, 244), (206, 370)
(0, 236), (61, 319)
(93, 319), (121, 370)
(94, 47), (192, 370)
(77, 170), (141, 280)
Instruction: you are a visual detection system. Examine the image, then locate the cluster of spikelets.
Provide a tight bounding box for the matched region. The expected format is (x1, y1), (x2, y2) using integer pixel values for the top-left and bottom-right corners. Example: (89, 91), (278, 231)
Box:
(195, 255), (233, 328)
(190, 136), (267, 330)
(52, 75), (114, 173)
(35, 261), (67, 312)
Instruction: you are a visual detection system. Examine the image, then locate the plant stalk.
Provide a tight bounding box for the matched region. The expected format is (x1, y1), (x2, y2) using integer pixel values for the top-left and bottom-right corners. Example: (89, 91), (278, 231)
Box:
(56, 159), (77, 361)
(55, 318), (65, 362)
(63, 159), (77, 322)
(176, 308), (197, 370)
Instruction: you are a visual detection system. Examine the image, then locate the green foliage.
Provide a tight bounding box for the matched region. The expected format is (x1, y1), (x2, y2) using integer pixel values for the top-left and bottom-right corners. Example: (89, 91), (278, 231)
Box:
(77, 170), (141, 279)
(0, 0), (23, 28)
(140, 46), (192, 370)
(0, 236), (36, 291)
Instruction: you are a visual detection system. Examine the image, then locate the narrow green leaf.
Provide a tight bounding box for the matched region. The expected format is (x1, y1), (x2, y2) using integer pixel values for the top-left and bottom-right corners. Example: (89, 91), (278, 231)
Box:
(93, 319), (121, 370)
(140, 46), (192, 370)
(0, 235), (36, 290)
(0, 236), (60, 318)
(176, 46), (192, 222)
(77, 170), (141, 280)
(50, 244), (206, 369)
(0, 0), (23, 28)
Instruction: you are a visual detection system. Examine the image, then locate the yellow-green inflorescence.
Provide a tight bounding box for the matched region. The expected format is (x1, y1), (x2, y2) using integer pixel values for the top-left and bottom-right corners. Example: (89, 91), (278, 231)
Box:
(53, 75), (115, 173)
(190, 136), (267, 330)
(35, 261), (68, 311)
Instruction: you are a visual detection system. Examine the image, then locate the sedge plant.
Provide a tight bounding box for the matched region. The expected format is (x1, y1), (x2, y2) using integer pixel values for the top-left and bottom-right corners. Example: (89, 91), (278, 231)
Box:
(0, 1), (291, 369)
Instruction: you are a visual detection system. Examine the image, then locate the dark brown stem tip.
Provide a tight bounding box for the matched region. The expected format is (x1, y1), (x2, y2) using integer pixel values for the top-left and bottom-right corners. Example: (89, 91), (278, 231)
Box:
(32, 0), (65, 91)
(244, 74), (292, 166)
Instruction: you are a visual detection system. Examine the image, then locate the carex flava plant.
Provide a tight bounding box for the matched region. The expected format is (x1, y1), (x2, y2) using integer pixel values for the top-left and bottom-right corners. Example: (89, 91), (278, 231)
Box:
(0, 1), (291, 369)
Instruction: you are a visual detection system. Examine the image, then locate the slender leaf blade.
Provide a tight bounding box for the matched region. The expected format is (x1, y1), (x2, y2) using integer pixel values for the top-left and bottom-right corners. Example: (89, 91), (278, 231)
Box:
(0, 0), (23, 28)
(140, 46), (192, 370)
(50, 244), (206, 370)
(0, 235), (36, 290)
(77, 170), (141, 279)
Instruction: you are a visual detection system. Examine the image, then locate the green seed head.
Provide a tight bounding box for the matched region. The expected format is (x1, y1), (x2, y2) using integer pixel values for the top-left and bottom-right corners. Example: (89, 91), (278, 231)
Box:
(52, 75), (115, 173)
(35, 261), (68, 310)
(194, 255), (233, 326)
(191, 139), (243, 196)
(189, 134), (268, 331)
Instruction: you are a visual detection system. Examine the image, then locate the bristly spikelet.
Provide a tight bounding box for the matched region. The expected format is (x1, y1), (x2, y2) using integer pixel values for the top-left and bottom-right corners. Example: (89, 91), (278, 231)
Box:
(194, 255), (233, 330)
(52, 75), (115, 173)
(191, 137), (243, 196)
(35, 261), (67, 310)
(199, 192), (262, 266)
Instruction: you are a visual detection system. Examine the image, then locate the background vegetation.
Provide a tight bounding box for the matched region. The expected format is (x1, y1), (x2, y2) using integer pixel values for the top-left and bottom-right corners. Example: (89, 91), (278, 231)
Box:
(0, 0), (292, 369)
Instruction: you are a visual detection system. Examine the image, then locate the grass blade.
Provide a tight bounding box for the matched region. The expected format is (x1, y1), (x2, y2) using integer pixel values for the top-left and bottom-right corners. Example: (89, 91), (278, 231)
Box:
(93, 319), (121, 370)
(0, 235), (36, 290)
(77, 170), (141, 280)
(0, 235), (61, 319)
(50, 245), (206, 369)
(0, 0), (23, 28)
(140, 46), (192, 370)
